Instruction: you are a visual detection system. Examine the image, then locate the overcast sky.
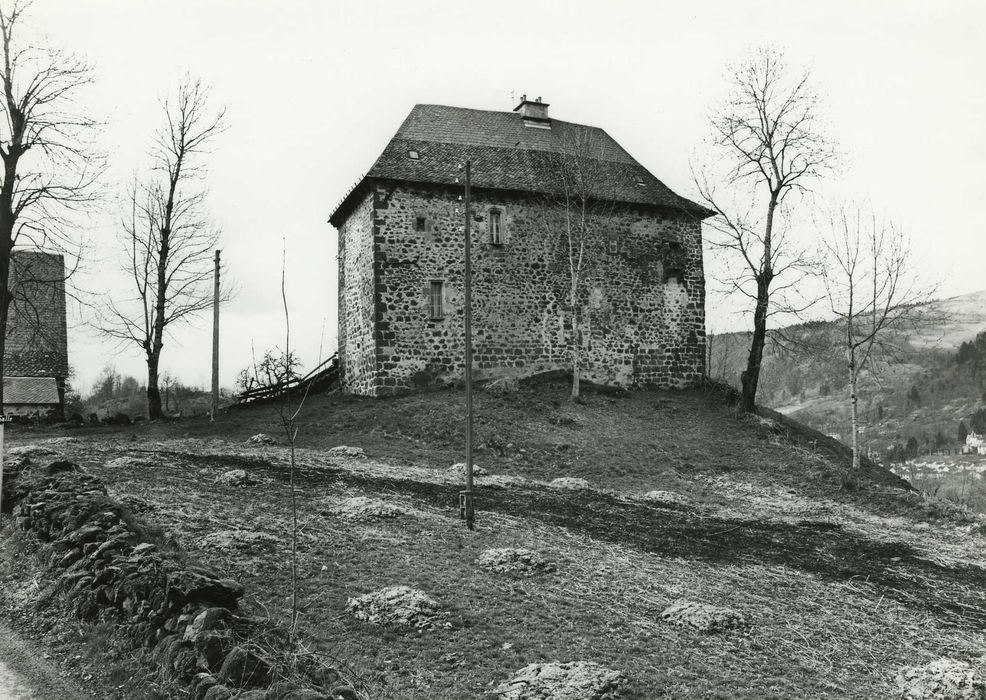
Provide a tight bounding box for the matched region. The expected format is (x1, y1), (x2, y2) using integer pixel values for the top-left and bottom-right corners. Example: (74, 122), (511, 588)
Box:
(18, 0), (986, 394)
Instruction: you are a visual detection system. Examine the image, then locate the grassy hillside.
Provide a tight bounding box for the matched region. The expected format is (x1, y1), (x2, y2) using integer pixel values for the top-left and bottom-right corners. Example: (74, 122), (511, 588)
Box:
(3, 378), (984, 698)
(709, 290), (986, 464)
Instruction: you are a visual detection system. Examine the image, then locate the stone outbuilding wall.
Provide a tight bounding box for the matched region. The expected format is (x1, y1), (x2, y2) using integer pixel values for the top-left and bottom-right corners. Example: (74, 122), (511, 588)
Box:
(337, 181), (705, 396)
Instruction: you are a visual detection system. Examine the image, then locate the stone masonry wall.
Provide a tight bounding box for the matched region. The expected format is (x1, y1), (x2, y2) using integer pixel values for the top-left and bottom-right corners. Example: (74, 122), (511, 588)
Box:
(339, 182), (705, 395)
(337, 192), (377, 396)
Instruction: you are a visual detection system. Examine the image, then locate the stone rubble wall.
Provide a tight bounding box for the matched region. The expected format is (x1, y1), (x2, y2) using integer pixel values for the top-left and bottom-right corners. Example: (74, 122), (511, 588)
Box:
(337, 191), (378, 397)
(337, 182), (706, 395)
(4, 459), (357, 700)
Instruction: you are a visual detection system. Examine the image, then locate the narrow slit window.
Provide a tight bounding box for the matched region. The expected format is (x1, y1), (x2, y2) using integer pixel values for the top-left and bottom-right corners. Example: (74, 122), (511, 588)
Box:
(428, 281), (444, 319)
(489, 210), (502, 245)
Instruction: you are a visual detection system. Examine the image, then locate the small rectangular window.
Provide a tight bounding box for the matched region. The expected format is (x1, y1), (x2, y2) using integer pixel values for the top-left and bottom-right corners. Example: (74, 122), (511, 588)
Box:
(608, 239), (619, 255)
(428, 281), (444, 319)
(489, 210), (502, 245)
(415, 216), (427, 232)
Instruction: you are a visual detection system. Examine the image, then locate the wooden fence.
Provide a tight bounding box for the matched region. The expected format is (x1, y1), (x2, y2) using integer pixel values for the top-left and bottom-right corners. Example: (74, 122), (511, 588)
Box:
(235, 354), (340, 406)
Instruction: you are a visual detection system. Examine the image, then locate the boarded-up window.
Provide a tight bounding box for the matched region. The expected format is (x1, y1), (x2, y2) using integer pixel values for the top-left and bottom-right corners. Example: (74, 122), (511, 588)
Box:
(489, 210), (503, 244)
(428, 281), (444, 319)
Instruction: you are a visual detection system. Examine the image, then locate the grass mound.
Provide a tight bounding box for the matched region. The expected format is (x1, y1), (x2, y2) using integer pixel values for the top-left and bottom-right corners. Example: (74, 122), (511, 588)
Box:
(345, 586), (443, 629)
(896, 657), (985, 700)
(478, 548), (556, 577)
(660, 600), (749, 633)
(493, 661), (629, 700)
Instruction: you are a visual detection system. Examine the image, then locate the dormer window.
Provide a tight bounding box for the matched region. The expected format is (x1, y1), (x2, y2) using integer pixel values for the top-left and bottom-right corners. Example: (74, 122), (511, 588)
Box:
(408, 150), (419, 160)
(488, 209), (503, 245)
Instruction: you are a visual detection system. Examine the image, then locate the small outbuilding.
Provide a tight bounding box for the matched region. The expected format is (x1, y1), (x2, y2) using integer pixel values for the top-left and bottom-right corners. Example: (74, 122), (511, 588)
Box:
(2, 251), (69, 419)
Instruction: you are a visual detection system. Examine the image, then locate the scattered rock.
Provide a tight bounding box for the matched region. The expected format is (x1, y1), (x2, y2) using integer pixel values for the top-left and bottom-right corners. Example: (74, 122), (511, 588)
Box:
(346, 585), (442, 628)
(215, 469), (255, 487)
(329, 496), (406, 520)
(485, 376), (519, 395)
(247, 433), (277, 446)
(6, 444), (59, 459)
(217, 645), (271, 688)
(201, 529), (278, 551)
(478, 548), (556, 576)
(449, 462), (489, 478)
(641, 490), (690, 506)
(660, 600), (749, 633)
(167, 569), (244, 608)
(493, 661), (629, 700)
(549, 477), (592, 490)
(183, 607), (232, 643)
(328, 445), (366, 458)
(896, 657), (985, 700)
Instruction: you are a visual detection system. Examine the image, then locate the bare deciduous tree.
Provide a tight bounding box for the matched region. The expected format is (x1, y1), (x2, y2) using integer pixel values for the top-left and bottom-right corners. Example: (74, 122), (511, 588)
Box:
(99, 77), (226, 420)
(0, 0), (101, 409)
(694, 47), (835, 412)
(819, 207), (927, 486)
(535, 128), (616, 401)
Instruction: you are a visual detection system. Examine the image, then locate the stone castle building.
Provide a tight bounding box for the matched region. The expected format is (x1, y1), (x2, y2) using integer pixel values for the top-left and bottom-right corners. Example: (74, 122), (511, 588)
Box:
(329, 98), (713, 396)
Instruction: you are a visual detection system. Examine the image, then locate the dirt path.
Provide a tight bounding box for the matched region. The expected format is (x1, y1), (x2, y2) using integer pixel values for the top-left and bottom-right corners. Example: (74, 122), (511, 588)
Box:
(0, 658), (33, 699)
(0, 621), (90, 699)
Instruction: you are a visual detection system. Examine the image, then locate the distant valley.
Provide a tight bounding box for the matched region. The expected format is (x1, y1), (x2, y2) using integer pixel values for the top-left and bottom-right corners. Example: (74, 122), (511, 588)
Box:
(709, 289), (986, 471)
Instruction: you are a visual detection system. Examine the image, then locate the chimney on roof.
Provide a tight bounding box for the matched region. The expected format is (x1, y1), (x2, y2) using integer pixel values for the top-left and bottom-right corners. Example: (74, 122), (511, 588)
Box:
(514, 94), (550, 123)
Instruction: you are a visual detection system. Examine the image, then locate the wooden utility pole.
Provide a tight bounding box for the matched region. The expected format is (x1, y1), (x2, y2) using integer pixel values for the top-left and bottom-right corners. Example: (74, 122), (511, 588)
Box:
(460, 161), (476, 530)
(211, 249), (220, 421)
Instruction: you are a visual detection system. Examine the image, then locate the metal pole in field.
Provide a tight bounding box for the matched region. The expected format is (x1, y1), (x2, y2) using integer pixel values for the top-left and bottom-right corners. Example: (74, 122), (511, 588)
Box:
(0, 413), (10, 514)
(0, 417), (5, 514)
(211, 249), (220, 421)
(462, 160), (475, 529)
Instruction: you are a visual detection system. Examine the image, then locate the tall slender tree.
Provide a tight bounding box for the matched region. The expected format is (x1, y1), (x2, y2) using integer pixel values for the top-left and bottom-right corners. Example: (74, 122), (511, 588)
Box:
(695, 47), (835, 411)
(99, 78), (226, 419)
(534, 127), (617, 401)
(0, 0), (100, 408)
(819, 207), (927, 486)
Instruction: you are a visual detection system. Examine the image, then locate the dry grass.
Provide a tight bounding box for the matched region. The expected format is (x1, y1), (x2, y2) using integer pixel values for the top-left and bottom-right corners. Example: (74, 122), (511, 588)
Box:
(3, 381), (984, 698)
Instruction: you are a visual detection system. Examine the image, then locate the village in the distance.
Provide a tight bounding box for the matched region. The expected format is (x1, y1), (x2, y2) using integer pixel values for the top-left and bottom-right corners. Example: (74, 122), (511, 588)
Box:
(0, 2), (984, 700)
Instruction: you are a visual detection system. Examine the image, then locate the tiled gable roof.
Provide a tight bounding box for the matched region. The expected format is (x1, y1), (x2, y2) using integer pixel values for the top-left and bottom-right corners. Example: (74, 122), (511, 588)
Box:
(330, 104), (713, 226)
(3, 251), (70, 378)
(3, 376), (60, 405)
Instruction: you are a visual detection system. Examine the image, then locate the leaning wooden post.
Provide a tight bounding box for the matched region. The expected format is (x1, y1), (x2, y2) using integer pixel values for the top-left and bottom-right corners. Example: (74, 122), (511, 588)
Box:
(211, 249), (220, 421)
(460, 160), (476, 529)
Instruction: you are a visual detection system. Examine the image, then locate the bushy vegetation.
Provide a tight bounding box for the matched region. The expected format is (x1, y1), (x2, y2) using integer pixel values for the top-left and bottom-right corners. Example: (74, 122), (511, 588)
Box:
(69, 366), (230, 422)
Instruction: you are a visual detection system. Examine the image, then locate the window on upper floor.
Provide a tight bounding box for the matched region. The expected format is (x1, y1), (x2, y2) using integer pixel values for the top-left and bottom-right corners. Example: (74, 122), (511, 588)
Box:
(415, 216), (428, 232)
(428, 281), (444, 319)
(489, 209), (503, 245)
